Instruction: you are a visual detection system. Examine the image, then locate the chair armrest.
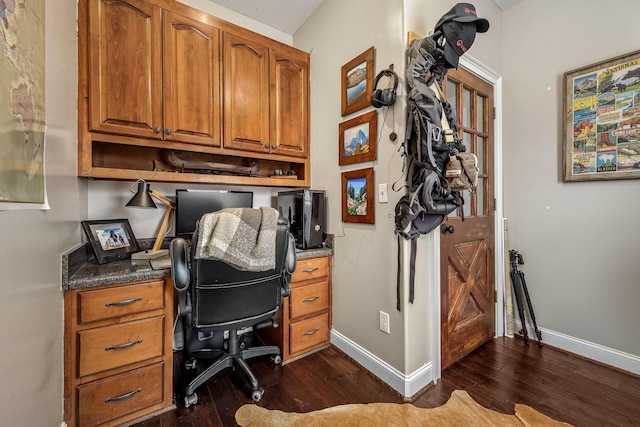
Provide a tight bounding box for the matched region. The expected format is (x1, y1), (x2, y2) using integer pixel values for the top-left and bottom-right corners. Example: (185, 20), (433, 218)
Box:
(281, 233), (297, 298)
(170, 237), (193, 323)
(170, 237), (190, 292)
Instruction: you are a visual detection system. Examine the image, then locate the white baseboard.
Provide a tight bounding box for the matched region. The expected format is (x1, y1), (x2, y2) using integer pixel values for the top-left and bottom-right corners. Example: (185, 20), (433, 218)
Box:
(330, 330), (433, 398)
(332, 324), (640, 400)
(515, 320), (640, 376)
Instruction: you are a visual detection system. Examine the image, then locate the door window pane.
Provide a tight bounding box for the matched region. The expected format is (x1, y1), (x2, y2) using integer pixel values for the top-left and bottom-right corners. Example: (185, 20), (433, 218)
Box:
(462, 88), (471, 127)
(447, 81), (457, 111)
(463, 132), (472, 152)
(463, 190), (471, 217)
(476, 95), (484, 132)
(477, 137), (485, 174)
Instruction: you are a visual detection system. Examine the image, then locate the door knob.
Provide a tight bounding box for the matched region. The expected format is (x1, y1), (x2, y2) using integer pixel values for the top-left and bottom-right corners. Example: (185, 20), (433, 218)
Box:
(441, 224), (455, 234)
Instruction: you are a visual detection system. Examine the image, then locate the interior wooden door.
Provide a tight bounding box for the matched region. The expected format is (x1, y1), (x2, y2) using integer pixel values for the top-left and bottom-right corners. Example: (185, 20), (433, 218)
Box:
(440, 67), (495, 369)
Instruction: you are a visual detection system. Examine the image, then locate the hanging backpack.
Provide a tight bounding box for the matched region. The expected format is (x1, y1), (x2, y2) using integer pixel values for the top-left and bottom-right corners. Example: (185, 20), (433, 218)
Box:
(393, 43), (466, 311)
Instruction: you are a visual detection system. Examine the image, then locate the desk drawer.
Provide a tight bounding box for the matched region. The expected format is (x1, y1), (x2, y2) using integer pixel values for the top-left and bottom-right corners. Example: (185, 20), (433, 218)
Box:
(292, 257), (329, 283)
(78, 280), (165, 324)
(78, 316), (164, 377)
(290, 280), (329, 320)
(78, 362), (164, 427)
(290, 313), (329, 354)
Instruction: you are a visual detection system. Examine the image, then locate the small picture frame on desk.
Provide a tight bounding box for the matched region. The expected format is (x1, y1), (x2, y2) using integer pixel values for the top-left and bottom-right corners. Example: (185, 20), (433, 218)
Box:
(81, 219), (139, 264)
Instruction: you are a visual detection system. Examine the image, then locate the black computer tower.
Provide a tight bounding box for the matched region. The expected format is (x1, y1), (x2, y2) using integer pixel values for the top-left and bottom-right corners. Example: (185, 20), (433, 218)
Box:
(277, 190), (326, 249)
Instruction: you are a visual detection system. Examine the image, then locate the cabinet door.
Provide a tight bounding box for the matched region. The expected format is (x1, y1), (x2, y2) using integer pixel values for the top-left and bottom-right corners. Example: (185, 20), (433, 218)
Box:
(163, 11), (221, 147)
(270, 49), (309, 158)
(88, 0), (162, 139)
(223, 32), (270, 153)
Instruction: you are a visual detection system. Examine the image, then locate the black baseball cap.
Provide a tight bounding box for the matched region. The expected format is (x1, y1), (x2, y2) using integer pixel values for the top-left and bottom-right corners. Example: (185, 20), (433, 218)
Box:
(441, 21), (477, 69)
(435, 3), (490, 33)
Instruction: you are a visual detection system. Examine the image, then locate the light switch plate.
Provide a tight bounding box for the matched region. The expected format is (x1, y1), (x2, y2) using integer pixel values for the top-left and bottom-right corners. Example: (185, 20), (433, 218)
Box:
(378, 183), (388, 203)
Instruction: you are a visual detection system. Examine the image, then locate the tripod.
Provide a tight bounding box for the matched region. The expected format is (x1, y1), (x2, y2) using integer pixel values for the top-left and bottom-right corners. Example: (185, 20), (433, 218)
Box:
(509, 250), (542, 346)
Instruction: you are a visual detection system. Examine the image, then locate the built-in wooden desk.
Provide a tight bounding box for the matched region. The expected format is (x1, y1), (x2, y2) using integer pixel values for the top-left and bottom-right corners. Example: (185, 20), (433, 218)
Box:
(61, 240), (332, 424)
(62, 243), (174, 427)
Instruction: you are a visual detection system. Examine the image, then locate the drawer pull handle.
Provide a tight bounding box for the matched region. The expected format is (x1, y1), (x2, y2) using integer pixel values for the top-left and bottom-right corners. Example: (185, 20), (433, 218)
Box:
(303, 296), (320, 303)
(303, 328), (320, 336)
(105, 339), (142, 351)
(302, 268), (319, 273)
(105, 388), (143, 403)
(106, 297), (143, 307)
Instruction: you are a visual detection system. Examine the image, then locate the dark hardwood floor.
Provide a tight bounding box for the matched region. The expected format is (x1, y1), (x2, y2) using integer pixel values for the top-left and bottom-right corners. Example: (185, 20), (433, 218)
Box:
(134, 337), (640, 427)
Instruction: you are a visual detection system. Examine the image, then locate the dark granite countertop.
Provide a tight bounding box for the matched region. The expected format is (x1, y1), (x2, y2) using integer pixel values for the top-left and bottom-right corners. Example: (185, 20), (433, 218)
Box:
(62, 237), (333, 291)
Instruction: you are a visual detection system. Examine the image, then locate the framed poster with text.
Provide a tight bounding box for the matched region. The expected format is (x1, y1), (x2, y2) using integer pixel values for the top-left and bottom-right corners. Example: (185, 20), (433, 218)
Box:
(563, 50), (640, 182)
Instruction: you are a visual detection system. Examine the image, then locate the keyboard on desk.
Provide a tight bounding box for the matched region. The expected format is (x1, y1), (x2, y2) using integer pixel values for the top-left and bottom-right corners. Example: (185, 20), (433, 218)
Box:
(150, 256), (172, 270)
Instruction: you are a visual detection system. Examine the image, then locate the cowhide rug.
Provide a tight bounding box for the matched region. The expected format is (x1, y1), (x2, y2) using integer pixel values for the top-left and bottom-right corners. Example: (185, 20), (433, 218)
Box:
(235, 389), (572, 427)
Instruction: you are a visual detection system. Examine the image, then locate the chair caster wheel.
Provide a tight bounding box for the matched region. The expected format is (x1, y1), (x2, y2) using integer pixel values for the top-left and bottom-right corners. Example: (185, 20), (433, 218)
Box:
(184, 393), (198, 408)
(251, 388), (264, 402)
(185, 359), (197, 370)
(271, 354), (282, 365)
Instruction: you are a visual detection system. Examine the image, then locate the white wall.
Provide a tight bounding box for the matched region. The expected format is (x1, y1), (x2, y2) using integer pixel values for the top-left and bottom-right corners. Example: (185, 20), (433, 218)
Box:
(295, 0), (411, 371)
(502, 0), (640, 357)
(0, 0), (83, 425)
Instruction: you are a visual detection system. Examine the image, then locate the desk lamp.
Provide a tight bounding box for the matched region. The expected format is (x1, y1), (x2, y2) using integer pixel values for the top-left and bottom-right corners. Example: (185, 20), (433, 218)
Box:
(126, 180), (175, 260)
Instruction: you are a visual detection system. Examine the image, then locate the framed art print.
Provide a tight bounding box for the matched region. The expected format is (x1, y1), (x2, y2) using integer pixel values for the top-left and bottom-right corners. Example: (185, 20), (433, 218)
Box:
(341, 167), (374, 224)
(81, 219), (139, 264)
(563, 49), (640, 182)
(341, 47), (374, 116)
(339, 110), (377, 166)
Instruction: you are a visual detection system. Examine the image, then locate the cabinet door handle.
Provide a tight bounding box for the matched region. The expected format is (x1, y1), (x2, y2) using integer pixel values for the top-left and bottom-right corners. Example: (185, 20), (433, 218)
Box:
(302, 268), (319, 273)
(303, 328), (319, 336)
(165, 128), (172, 135)
(105, 296), (142, 307)
(105, 388), (142, 403)
(154, 127), (161, 133)
(302, 296), (320, 303)
(105, 339), (142, 351)
(264, 143), (269, 149)
(271, 144), (277, 149)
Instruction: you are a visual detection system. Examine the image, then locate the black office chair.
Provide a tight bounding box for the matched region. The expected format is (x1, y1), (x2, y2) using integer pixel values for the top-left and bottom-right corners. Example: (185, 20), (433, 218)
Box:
(170, 214), (296, 406)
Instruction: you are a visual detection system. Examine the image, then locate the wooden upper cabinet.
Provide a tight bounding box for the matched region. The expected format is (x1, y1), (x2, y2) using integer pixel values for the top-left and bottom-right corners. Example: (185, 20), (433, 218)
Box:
(79, 0), (311, 185)
(270, 49), (309, 158)
(88, 0), (221, 146)
(223, 32), (270, 153)
(163, 11), (221, 147)
(88, 0), (162, 139)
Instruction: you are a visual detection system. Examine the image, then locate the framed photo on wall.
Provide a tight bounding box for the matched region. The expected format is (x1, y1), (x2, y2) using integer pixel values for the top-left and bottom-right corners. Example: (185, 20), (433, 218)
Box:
(81, 219), (139, 264)
(563, 49), (640, 182)
(339, 110), (377, 166)
(341, 47), (374, 116)
(341, 167), (374, 224)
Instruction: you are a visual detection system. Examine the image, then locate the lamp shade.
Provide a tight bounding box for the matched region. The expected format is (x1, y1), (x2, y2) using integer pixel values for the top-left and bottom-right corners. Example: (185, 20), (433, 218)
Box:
(126, 181), (157, 208)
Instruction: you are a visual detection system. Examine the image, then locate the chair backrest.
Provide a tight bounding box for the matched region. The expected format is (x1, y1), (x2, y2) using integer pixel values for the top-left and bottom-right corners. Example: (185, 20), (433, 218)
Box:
(172, 215), (295, 332)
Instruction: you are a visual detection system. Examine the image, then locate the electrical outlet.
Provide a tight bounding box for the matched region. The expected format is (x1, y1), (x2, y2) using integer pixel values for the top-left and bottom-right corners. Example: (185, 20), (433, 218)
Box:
(379, 311), (390, 334)
(378, 183), (388, 203)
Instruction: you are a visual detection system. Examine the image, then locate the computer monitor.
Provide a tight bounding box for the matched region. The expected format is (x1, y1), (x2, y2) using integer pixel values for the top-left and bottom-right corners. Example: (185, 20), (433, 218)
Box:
(175, 189), (253, 237)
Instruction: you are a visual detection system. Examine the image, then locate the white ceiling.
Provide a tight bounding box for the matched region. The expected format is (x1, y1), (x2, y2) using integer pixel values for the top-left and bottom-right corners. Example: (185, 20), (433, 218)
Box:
(208, 0), (324, 35)
(209, 1), (522, 35)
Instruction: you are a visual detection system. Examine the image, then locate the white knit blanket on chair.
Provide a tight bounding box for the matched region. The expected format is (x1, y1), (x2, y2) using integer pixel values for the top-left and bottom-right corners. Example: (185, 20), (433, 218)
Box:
(194, 207), (278, 272)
